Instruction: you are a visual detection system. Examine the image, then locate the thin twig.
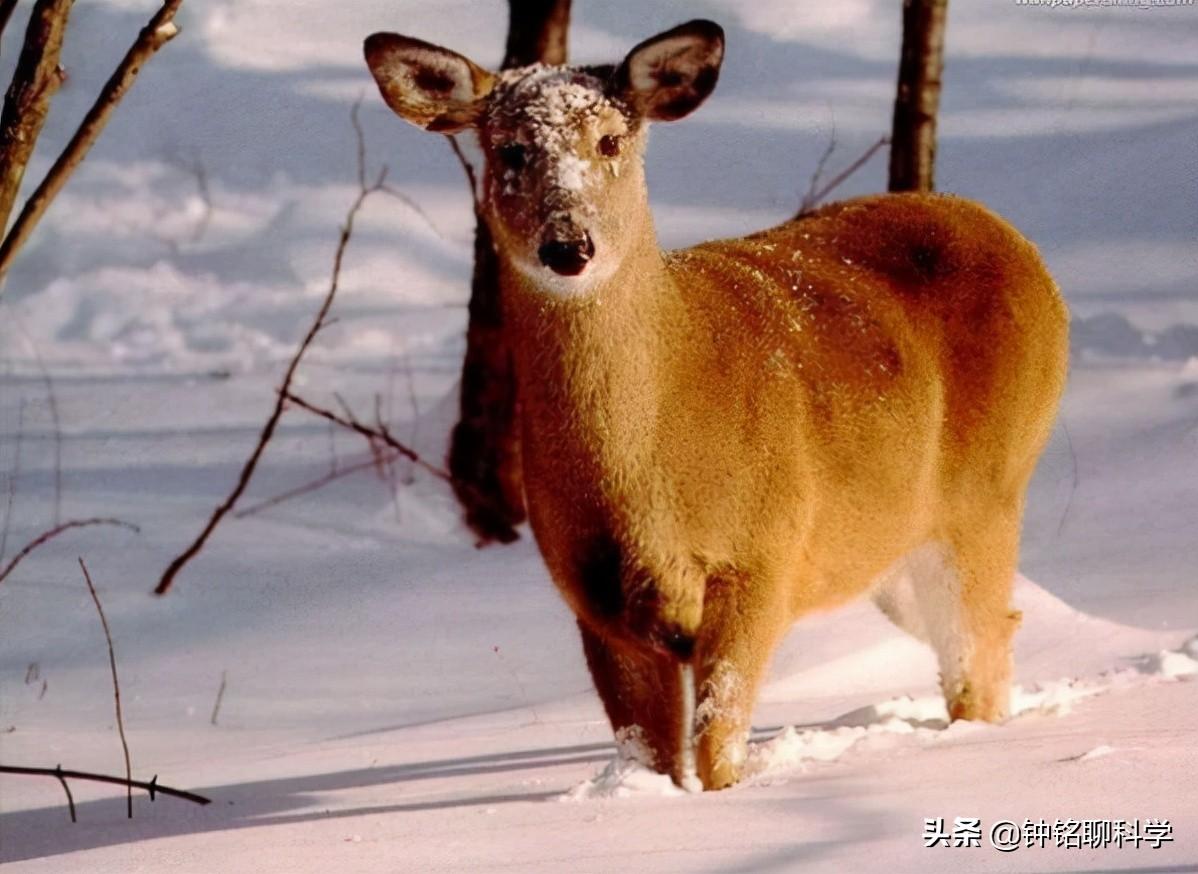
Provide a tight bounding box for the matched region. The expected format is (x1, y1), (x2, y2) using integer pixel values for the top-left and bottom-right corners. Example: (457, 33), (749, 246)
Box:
(52, 764), (77, 822)
(78, 558), (133, 819)
(7, 312), (63, 523)
(350, 97), (368, 191)
(283, 392), (451, 484)
(378, 182), (443, 238)
(209, 670), (226, 726)
(447, 135), (480, 210)
(1056, 417), (1079, 539)
(799, 124), (838, 215)
(0, 398), (26, 565)
(232, 452), (401, 519)
(0, 0), (185, 287)
(0, 518), (139, 585)
(34, 345), (61, 525)
(154, 105), (387, 596)
(797, 135), (891, 218)
(0, 764), (211, 807)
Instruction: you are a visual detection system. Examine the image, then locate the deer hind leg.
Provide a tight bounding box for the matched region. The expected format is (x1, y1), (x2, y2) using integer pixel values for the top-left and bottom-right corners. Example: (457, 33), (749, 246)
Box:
(693, 583), (791, 790)
(576, 622), (683, 776)
(874, 523), (1021, 724)
(941, 507), (1023, 723)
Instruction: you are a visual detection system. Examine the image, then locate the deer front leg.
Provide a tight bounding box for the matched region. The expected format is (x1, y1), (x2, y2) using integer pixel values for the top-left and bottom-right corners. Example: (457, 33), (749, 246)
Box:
(577, 621), (684, 776)
(693, 582), (790, 790)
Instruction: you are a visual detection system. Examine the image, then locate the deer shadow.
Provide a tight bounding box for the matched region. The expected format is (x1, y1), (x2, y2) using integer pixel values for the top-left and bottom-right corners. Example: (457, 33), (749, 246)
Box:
(0, 740), (613, 864)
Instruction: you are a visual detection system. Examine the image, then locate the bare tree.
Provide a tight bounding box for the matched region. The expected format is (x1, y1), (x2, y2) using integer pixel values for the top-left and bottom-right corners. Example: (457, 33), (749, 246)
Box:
(888, 0), (948, 192)
(0, 0), (184, 288)
(447, 0), (571, 546)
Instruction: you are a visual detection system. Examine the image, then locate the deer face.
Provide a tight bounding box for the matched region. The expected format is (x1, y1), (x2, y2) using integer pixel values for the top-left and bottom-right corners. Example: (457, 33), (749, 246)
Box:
(365, 21), (724, 293)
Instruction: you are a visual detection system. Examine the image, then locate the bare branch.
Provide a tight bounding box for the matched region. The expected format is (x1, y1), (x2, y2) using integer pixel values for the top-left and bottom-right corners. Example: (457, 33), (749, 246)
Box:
(0, 764), (211, 809)
(0, 518), (139, 585)
(52, 763), (77, 822)
(232, 452), (401, 519)
(0, 0), (74, 232)
(6, 313), (64, 523)
(378, 182), (443, 239)
(0, 398), (25, 565)
(209, 670), (227, 726)
(0, 0), (185, 288)
(447, 135), (479, 210)
(153, 108), (386, 596)
(283, 391), (451, 484)
(1056, 417), (1079, 538)
(798, 124), (838, 216)
(797, 135), (890, 218)
(78, 558), (133, 818)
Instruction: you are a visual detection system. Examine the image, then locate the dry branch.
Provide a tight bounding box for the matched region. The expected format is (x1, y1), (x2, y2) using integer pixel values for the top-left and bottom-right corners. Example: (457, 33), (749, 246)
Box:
(51, 763), (77, 822)
(797, 135), (891, 217)
(153, 104), (386, 596)
(0, 398), (25, 565)
(232, 450), (402, 519)
(209, 670), (227, 726)
(447, 135), (479, 209)
(283, 392), (451, 484)
(0, 517), (139, 585)
(0, 0), (185, 286)
(0, 0), (74, 232)
(0, 764), (211, 819)
(78, 558), (133, 818)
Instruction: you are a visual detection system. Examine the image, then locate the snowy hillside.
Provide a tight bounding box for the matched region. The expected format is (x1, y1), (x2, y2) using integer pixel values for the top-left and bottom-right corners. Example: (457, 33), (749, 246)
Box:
(1, 1), (1196, 872)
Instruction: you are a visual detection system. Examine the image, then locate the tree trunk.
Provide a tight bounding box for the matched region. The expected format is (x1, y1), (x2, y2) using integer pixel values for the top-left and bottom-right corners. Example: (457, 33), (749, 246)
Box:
(0, 0), (74, 233)
(888, 0), (948, 193)
(503, 0), (570, 67)
(448, 0), (570, 545)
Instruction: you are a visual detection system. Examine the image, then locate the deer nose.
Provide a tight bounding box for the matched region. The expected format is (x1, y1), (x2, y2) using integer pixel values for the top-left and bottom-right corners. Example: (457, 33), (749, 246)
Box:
(538, 233), (595, 276)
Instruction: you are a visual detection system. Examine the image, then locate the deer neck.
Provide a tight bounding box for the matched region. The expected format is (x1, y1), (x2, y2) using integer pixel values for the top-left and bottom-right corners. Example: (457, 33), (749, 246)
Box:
(501, 207), (677, 474)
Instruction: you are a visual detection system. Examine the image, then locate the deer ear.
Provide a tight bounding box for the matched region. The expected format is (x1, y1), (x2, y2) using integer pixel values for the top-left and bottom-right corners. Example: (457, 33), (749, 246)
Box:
(364, 33), (495, 132)
(615, 20), (724, 122)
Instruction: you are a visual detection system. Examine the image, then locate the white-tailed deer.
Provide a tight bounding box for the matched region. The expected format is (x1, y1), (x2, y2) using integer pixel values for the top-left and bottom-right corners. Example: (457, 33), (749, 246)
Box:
(365, 20), (1069, 790)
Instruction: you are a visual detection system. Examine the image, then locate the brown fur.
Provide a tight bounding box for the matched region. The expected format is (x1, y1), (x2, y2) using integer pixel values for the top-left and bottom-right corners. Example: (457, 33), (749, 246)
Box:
(504, 193), (1068, 787)
(364, 21), (1069, 790)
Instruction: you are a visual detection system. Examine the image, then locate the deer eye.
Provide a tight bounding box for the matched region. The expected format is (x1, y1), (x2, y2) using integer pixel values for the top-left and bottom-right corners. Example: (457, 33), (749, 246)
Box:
(497, 143), (527, 171)
(598, 134), (621, 158)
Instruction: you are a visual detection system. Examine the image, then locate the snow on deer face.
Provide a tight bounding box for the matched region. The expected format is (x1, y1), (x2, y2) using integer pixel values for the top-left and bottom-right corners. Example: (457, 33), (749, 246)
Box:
(364, 20), (724, 292)
(479, 65), (637, 287)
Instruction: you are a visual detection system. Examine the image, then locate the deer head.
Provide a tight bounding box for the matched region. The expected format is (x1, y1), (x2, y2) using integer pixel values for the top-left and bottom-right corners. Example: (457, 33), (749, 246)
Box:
(364, 21), (724, 294)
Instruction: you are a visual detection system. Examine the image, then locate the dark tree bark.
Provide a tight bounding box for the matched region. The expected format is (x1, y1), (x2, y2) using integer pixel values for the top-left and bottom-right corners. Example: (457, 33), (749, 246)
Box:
(0, 0), (23, 45)
(888, 0), (948, 192)
(503, 0), (570, 67)
(448, 0), (570, 545)
(0, 0), (74, 233)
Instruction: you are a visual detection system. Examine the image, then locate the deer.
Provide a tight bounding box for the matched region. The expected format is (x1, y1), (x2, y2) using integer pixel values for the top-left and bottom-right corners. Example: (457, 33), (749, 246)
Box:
(364, 19), (1069, 791)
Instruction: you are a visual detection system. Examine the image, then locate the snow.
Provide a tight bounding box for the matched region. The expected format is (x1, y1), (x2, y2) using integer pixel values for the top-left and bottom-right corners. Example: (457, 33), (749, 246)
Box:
(1, 1), (1196, 872)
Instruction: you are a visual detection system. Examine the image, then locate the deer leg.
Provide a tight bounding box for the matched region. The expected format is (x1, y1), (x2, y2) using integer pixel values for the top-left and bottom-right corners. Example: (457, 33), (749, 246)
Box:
(692, 583), (790, 790)
(577, 622), (683, 775)
(905, 505), (1021, 723)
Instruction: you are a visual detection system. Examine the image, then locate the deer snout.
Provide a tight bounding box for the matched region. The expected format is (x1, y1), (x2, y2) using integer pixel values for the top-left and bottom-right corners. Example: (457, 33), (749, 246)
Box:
(538, 232), (595, 276)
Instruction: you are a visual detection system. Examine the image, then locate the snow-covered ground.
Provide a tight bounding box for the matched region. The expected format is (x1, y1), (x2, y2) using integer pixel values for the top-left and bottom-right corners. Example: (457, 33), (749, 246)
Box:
(1, 1), (1195, 871)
